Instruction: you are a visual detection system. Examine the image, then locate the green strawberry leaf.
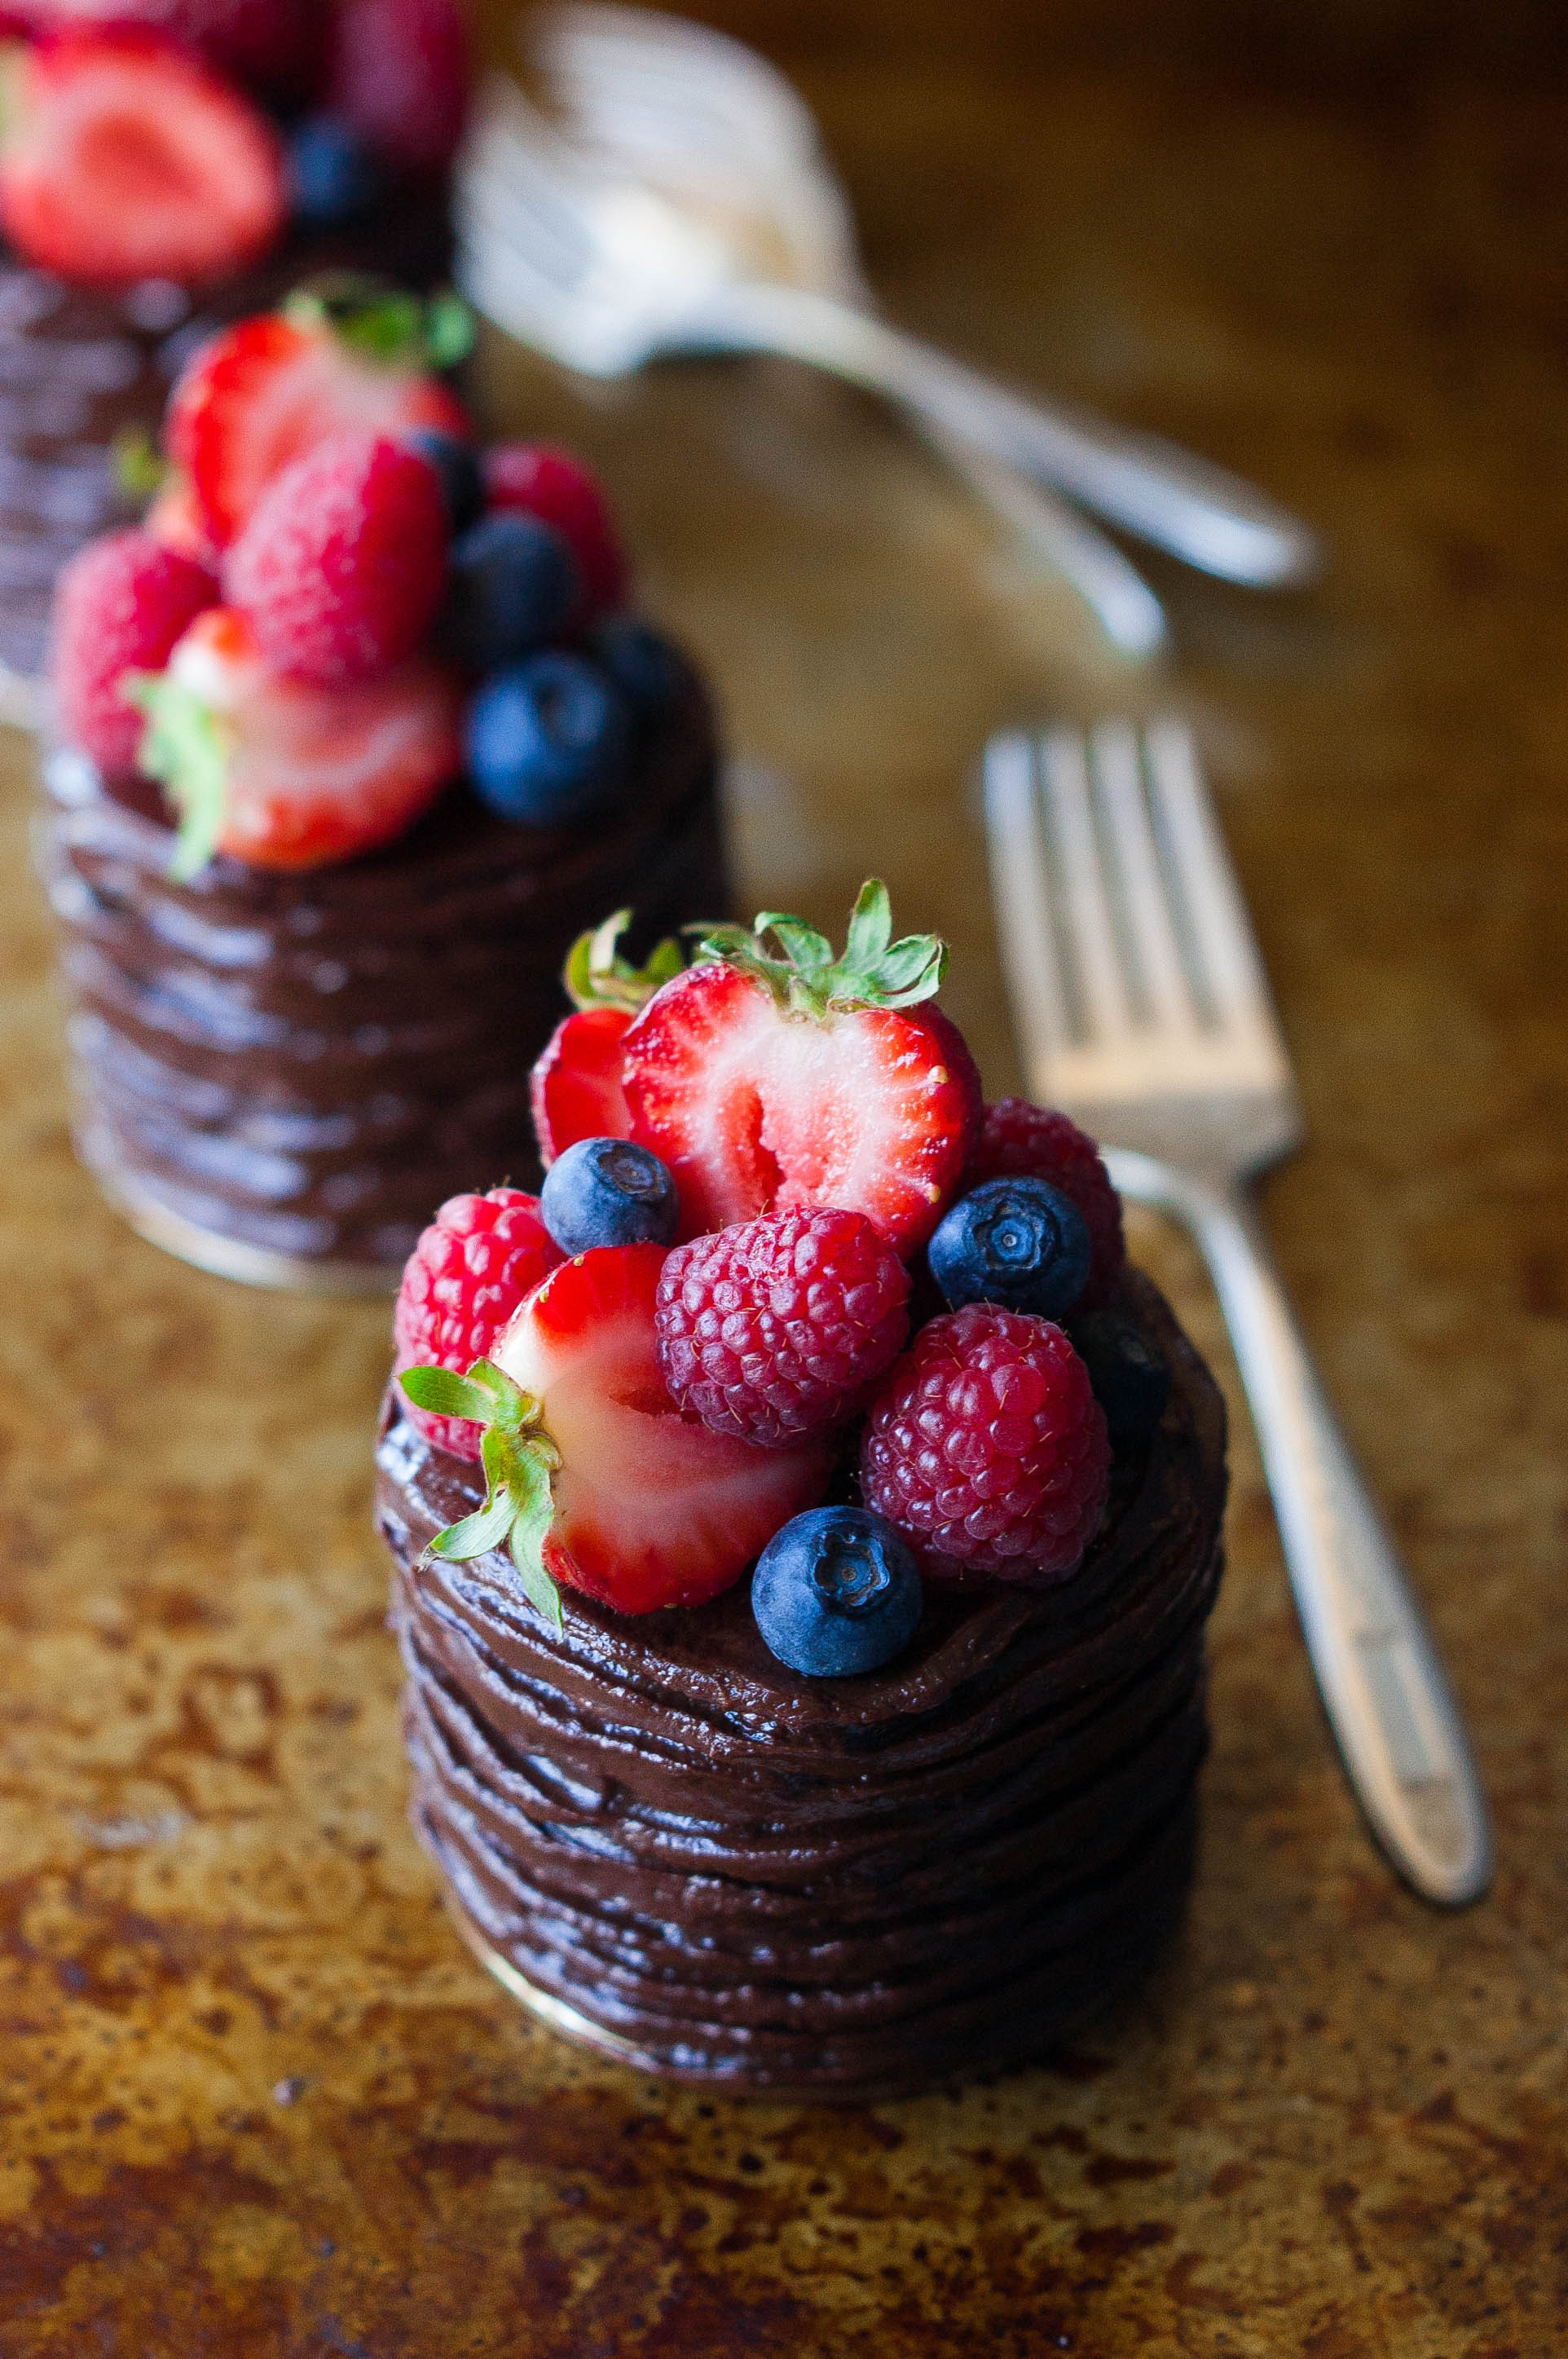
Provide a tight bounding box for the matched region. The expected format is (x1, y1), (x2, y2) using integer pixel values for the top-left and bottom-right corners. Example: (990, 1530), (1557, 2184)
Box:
(126, 669), (231, 883)
(284, 276), (474, 373)
(695, 880), (947, 1018)
(405, 1357), (565, 1632)
(563, 907), (688, 1013)
(112, 428), (169, 505)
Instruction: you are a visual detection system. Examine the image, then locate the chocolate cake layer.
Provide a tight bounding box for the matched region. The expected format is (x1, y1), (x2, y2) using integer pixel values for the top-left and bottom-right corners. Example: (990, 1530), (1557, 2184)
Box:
(377, 1270), (1228, 2097)
(37, 674), (728, 1276)
(0, 197), (451, 710)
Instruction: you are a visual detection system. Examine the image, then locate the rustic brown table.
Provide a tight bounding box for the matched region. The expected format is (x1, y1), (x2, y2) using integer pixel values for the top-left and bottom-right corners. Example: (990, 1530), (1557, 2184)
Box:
(2, 24), (1565, 2355)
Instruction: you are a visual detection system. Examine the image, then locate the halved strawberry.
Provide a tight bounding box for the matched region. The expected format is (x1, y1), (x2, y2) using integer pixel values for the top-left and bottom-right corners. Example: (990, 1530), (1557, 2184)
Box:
(166, 294), (470, 549)
(491, 1246), (832, 1615)
(133, 606), (462, 875)
(0, 31), (286, 289)
(622, 884), (983, 1256)
(529, 909), (685, 1167)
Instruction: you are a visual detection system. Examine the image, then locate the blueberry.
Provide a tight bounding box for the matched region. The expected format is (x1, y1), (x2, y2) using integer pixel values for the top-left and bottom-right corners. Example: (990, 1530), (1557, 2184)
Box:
(287, 115), (385, 227)
(465, 652), (632, 827)
(405, 430), (484, 535)
(442, 511), (580, 672)
(1066, 1308), (1169, 1444)
(589, 615), (685, 719)
(927, 1175), (1092, 1321)
(540, 1135), (679, 1253)
(752, 1506), (923, 1678)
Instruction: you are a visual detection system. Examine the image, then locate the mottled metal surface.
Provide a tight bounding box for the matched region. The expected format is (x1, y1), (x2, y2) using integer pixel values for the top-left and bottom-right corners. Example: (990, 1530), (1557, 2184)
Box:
(2, 31), (1567, 2357)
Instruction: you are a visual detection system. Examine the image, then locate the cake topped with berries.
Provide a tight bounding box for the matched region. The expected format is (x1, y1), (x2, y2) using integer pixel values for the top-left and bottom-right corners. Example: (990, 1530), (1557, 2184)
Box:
(37, 287), (728, 1285)
(0, 0), (469, 697)
(376, 885), (1227, 2095)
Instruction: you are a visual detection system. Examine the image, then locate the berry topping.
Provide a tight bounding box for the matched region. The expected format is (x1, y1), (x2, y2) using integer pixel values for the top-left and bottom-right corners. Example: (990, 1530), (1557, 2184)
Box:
(967, 1099), (1125, 1309)
(623, 881), (982, 1255)
(655, 1206), (910, 1447)
(0, 30), (286, 289)
(483, 442), (628, 619)
(393, 1187), (563, 1460)
(1066, 1307), (1170, 1445)
(927, 1175), (1093, 1321)
(530, 911), (685, 1169)
(405, 429), (484, 534)
(540, 1136), (680, 1255)
(441, 511), (580, 672)
(861, 1305), (1110, 1582)
(45, 0), (323, 101)
(328, 0), (469, 176)
(143, 475), (216, 566)
(167, 286), (471, 550)
(405, 1245), (833, 1622)
(751, 1506), (923, 1678)
(51, 528), (218, 778)
(590, 615), (685, 720)
(286, 113), (385, 228)
(132, 606), (462, 875)
(465, 652), (631, 828)
(223, 432), (448, 686)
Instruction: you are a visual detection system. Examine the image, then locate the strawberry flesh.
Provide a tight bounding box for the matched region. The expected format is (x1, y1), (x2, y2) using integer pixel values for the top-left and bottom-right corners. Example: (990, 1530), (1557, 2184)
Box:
(529, 1005), (634, 1170)
(623, 964), (983, 1255)
(168, 312), (469, 550)
(492, 1244), (832, 1614)
(0, 31), (286, 289)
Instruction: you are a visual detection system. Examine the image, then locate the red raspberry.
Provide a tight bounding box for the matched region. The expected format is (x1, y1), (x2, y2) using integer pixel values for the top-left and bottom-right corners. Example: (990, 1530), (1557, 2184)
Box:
(967, 1099), (1125, 1309)
(224, 434), (448, 686)
(861, 1305), (1109, 1582)
(655, 1207), (910, 1446)
(393, 1188), (563, 1461)
(328, 0), (469, 174)
(51, 527), (218, 776)
(483, 443), (628, 619)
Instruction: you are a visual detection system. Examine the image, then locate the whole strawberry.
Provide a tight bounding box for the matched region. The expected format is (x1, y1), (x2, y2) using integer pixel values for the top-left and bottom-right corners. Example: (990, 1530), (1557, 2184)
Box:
(623, 881), (982, 1256)
(51, 528), (218, 776)
(861, 1305), (1110, 1582)
(967, 1099), (1125, 1308)
(225, 432), (449, 686)
(393, 1187), (563, 1460)
(657, 1206), (910, 1446)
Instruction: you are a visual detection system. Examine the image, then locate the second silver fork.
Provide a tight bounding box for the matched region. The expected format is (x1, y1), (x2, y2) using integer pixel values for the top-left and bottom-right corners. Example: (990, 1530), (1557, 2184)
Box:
(985, 719), (1492, 1907)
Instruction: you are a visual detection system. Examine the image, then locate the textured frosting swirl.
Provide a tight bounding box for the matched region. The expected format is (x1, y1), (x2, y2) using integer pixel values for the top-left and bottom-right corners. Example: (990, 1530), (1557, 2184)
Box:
(377, 1269), (1228, 2096)
(37, 675), (727, 1269)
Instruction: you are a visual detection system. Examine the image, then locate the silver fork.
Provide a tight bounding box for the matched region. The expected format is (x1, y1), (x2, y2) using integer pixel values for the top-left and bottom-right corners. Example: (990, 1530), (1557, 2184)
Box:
(458, 24), (1321, 592)
(984, 719), (1492, 1907)
(520, 4), (1168, 657)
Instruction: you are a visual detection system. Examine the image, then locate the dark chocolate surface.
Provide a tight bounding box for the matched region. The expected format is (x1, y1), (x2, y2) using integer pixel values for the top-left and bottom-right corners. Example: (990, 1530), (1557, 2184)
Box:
(36, 674), (728, 1268)
(377, 1269), (1228, 2095)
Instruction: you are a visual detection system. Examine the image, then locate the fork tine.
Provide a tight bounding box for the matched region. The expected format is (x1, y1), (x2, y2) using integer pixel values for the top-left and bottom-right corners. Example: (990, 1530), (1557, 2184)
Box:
(1088, 717), (1200, 1033)
(1038, 725), (1136, 1038)
(983, 733), (1073, 1070)
(1141, 718), (1284, 1041)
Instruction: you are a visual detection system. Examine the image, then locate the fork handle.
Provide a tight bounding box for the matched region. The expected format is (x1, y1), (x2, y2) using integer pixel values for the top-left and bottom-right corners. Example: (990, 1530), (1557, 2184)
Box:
(681, 280), (1321, 589)
(1108, 1150), (1492, 1907)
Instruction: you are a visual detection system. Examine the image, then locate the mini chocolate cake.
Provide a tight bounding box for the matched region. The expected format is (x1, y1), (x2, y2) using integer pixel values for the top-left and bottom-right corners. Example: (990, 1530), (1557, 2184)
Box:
(37, 672), (727, 1287)
(377, 1270), (1226, 2097)
(0, 198), (452, 717)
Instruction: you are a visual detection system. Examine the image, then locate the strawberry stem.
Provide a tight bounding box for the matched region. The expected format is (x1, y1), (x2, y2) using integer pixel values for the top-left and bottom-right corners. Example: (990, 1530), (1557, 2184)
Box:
(398, 1358), (565, 1634)
(563, 907), (686, 1013)
(126, 669), (231, 882)
(693, 878), (947, 1016)
(284, 276), (474, 373)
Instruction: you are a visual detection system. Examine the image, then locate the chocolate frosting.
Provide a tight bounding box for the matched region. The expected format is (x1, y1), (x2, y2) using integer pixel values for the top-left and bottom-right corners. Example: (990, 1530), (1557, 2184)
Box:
(377, 1269), (1229, 2096)
(0, 197), (452, 696)
(37, 676), (728, 1269)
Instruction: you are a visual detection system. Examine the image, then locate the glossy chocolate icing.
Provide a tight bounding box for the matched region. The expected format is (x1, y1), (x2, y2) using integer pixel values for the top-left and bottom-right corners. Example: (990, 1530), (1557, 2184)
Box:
(377, 1269), (1228, 2097)
(0, 196), (452, 704)
(37, 673), (728, 1273)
